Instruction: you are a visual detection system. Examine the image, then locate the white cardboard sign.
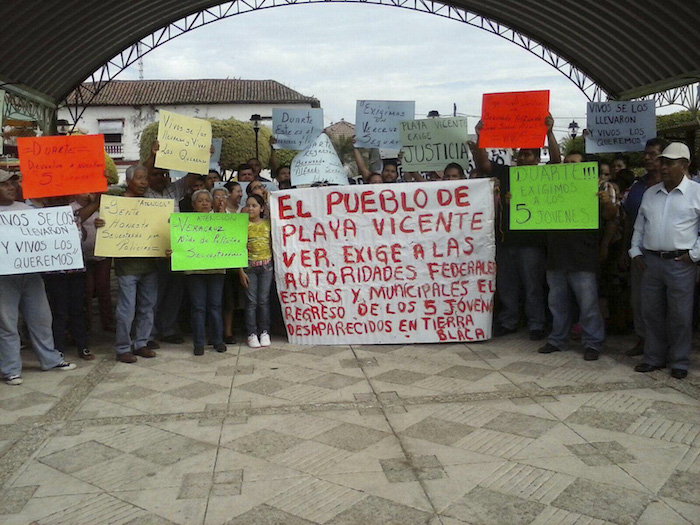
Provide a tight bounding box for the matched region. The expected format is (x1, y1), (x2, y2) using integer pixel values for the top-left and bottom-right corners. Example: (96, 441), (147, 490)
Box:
(273, 108), (324, 150)
(355, 100), (416, 149)
(270, 179), (496, 345)
(586, 100), (656, 153)
(291, 133), (348, 186)
(0, 206), (84, 275)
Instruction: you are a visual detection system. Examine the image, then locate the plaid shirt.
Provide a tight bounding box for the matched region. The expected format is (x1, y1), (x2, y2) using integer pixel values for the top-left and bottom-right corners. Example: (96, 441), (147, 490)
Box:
(143, 176), (188, 212)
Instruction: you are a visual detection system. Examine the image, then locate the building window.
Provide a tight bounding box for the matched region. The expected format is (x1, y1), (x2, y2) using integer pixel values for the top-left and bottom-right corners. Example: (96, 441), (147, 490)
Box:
(98, 120), (124, 158)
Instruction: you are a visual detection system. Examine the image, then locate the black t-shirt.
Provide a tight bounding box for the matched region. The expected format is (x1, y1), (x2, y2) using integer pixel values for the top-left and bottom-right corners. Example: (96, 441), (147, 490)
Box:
(493, 163), (546, 247)
(546, 229), (599, 273)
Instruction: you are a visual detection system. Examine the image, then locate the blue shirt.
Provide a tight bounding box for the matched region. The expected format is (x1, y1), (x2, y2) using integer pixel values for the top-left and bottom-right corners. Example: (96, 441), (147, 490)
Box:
(622, 173), (655, 224)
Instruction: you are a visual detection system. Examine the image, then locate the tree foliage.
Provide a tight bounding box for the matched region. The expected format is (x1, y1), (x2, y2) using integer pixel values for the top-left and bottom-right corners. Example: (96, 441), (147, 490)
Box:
(657, 110), (698, 130)
(139, 118), (275, 171)
(104, 153), (118, 184)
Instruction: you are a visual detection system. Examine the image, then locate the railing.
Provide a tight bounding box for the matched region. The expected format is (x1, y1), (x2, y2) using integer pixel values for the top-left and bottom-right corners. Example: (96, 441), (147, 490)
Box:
(105, 143), (123, 156)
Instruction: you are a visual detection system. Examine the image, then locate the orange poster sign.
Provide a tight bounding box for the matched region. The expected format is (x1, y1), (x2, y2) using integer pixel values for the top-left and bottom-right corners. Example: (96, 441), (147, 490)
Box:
(479, 90), (550, 149)
(18, 134), (107, 198)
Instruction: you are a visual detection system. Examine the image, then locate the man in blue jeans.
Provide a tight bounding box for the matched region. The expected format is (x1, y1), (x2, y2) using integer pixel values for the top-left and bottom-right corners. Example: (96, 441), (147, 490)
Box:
(470, 116), (561, 340)
(0, 170), (77, 385)
(97, 165), (162, 363)
(538, 152), (617, 361)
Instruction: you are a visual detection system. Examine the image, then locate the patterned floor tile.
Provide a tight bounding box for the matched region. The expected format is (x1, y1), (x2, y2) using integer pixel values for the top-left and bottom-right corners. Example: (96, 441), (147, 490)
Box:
(658, 470), (700, 505)
(326, 494), (432, 525)
(550, 478), (653, 525)
(443, 486), (546, 525)
(0, 485), (38, 514)
(1, 392), (58, 411)
(565, 407), (640, 433)
(313, 423), (389, 452)
(228, 429), (305, 459)
(131, 434), (214, 466)
(267, 477), (365, 523)
(38, 441), (122, 474)
(305, 373), (362, 390)
(380, 455), (444, 483)
(565, 441), (635, 466)
(401, 417), (476, 446)
(224, 504), (315, 525)
(372, 369), (430, 385)
(483, 412), (558, 439)
(234, 377), (295, 395)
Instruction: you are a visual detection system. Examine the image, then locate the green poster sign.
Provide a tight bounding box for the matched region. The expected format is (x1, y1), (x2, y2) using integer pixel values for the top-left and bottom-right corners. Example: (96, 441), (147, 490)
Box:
(170, 213), (249, 271)
(509, 162), (599, 230)
(399, 117), (470, 171)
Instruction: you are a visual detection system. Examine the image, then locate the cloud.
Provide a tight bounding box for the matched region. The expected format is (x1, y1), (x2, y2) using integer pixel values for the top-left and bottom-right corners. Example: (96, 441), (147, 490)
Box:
(115, 4), (619, 135)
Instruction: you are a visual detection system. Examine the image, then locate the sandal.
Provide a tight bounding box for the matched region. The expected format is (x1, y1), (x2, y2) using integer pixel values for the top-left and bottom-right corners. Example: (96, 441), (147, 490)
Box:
(79, 348), (95, 361)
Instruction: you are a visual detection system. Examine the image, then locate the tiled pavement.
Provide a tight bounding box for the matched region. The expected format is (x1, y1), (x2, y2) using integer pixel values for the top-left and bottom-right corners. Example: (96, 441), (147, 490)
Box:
(0, 331), (698, 525)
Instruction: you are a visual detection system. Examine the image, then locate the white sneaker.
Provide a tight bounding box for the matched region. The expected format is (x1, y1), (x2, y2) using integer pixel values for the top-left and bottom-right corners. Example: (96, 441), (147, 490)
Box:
(5, 375), (23, 386)
(247, 334), (261, 348)
(51, 361), (77, 371)
(259, 332), (271, 347)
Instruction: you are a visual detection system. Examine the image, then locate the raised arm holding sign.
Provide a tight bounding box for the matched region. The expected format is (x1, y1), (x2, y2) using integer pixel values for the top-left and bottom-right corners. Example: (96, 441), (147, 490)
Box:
(399, 117), (470, 171)
(155, 110), (212, 175)
(18, 135), (107, 198)
(272, 108), (324, 151)
(354, 100), (415, 149)
(479, 90), (550, 149)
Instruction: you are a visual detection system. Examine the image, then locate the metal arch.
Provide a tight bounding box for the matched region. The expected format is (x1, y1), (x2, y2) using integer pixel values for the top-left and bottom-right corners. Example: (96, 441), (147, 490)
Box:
(63, 0), (609, 128)
(2, 88), (55, 133)
(636, 83), (699, 112)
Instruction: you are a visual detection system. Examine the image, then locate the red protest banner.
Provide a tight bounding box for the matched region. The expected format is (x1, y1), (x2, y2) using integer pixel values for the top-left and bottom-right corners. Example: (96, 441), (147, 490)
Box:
(18, 134), (107, 198)
(479, 90), (550, 149)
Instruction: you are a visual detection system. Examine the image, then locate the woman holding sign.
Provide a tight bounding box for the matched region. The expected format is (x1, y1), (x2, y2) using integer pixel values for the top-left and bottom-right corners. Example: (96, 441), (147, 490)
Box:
(239, 194), (273, 348)
(186, 189), (227, 356)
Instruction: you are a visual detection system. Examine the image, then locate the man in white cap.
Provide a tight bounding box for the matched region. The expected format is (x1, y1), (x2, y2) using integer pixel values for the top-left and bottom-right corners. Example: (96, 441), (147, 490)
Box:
(629, 142), (700, 380)
(0, 170), (77, 385)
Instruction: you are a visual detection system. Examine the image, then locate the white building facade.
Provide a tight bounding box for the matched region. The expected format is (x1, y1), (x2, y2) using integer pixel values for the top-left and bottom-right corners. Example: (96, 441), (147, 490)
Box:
(58, 79), (320, 165)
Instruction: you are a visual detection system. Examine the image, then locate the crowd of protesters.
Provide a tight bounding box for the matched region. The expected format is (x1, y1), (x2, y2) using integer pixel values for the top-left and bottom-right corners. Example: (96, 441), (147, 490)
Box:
(1, 114), (698, 386)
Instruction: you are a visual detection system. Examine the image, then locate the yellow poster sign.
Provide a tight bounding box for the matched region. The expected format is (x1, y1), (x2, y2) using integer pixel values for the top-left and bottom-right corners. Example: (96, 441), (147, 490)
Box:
(155, 110), (212, 175)
(94, 195), (173, 257)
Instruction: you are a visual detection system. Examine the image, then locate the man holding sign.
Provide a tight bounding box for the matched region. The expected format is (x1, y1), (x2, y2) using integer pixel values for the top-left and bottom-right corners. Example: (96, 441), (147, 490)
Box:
(0, 170), (77, 386)
(470, 114), (560, 340)
(536, 152), (617, 361)
(96, 165), (164, 363)
(145, 139), (215, 345)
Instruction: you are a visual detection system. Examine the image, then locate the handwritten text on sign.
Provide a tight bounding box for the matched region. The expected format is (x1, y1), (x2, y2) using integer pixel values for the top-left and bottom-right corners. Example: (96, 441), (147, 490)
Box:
(291, 133), (348, 187)
(18, 135), (107, 199)
(400, 117), (470, 171)
(155, 110), (212, 175)
(273, 108), (324, 150)
(170, 213), (249, 271)
(509, 162), (599, 230)
(270, 180), (496, 345)
(0, 206), (83, 275)
(94, 196), (173, 257)
(355, 100), (416, 149)
(585, 101), (656, 153)
(479, 90), (549, 149)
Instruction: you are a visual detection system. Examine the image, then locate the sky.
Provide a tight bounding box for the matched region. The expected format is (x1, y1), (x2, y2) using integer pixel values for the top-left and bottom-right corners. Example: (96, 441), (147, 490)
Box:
(114, 4), (677, 142)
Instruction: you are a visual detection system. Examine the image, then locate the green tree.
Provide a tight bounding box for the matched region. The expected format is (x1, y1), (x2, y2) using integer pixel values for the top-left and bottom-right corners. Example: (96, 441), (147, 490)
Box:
(139, 118), (274, 171)
(104, 153), (118, 184)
